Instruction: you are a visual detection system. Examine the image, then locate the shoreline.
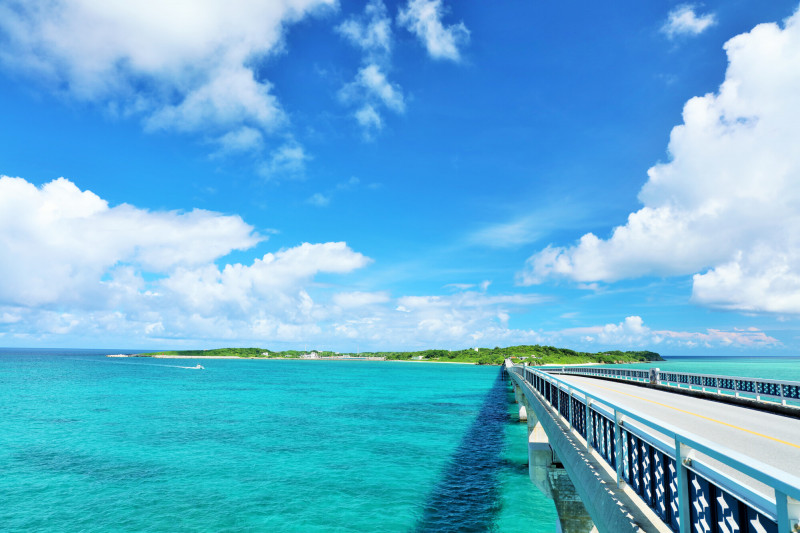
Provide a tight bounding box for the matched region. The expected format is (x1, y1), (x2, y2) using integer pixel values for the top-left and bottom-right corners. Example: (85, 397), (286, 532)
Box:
(107, 355), (652, 366)
(107, 354), (479, 364)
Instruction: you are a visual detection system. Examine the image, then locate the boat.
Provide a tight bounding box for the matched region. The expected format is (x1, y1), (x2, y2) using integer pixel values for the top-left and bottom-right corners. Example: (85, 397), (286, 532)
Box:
(193, 364), (204, 370)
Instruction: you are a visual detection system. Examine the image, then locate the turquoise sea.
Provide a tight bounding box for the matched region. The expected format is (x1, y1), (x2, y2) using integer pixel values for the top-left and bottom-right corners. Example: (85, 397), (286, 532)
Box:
(0, 349), (555, 532)
(601, 354), (800, 382)
(2, 351), (798, 532)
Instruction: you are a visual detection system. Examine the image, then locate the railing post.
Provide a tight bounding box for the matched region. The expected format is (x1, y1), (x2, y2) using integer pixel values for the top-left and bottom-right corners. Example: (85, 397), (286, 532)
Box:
(568, 389), (573, 430)
(586, 399), (593, 452)
(776, 490), (790, 533)
(614, 409), (623, 487)
(780, 384), (787, 406)
(675, 439), (691, 533)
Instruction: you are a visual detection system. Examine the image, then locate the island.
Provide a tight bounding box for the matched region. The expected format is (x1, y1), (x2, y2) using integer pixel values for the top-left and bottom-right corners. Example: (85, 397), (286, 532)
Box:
(111, 345), (664, 366)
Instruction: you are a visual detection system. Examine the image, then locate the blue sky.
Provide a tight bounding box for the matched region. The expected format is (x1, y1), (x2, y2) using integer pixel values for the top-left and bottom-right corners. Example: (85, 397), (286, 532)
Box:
(1, 0), (799, 354)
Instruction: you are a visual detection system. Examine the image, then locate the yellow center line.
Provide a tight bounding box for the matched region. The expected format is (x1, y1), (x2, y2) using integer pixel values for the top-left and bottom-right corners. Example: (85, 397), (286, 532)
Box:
(580, 380), (800, 450)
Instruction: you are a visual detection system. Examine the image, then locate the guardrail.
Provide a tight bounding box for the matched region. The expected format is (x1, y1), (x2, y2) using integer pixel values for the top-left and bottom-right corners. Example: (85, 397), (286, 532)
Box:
(506, 362), (800, 533)
(545, 365), (800, 406)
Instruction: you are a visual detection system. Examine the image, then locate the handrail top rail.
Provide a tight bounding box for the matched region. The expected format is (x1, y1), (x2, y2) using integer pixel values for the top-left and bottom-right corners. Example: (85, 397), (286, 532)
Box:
(537, 363), (800, 387)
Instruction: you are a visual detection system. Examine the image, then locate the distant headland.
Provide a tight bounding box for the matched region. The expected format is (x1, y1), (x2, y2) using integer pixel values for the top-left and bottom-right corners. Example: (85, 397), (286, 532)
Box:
(108, 345), (664, 366)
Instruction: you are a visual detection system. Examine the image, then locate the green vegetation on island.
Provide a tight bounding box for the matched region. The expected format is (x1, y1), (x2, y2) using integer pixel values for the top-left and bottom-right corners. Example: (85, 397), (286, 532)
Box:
(143, 345), (663, 366)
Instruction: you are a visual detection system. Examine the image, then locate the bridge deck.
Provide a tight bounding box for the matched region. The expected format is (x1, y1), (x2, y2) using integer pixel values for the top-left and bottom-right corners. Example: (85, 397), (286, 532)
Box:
(553, 373), (800, 497)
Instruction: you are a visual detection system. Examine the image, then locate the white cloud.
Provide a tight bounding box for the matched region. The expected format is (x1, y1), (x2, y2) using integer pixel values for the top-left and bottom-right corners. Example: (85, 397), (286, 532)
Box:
(0, 181), (551, 345)
(0, 175), (261, 307)
(0, 0), (334, 157)
(340, 63), (405, 134)
(560, 316), (779, 348)
(337, 1), (406, 136)
(307, 193), (331, 207)
(692, 249), (800, 313)
(356, 64), (405, 112)
(145, 66), (284, 134)
(161, 242), (372, 318)
(213, 127), (265, 156)
(398, 0), (469, 62)
(328, 289), (547, 347)
(337, 0), (392, 58)
(259, 142), (309, 180)
(662, 4), (717, 38)
(521, 9), (800, 314)
(355, 104), (383, 135)
(332, 291), (390, 308)
(0, 175), (381, 344)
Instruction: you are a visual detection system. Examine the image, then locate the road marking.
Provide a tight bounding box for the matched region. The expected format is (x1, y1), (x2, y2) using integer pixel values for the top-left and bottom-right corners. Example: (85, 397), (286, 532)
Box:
(580, 380), (800, 450)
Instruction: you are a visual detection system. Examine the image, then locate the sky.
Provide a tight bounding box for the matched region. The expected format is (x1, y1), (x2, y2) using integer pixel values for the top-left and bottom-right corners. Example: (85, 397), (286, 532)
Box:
(1, 0), (799, 354)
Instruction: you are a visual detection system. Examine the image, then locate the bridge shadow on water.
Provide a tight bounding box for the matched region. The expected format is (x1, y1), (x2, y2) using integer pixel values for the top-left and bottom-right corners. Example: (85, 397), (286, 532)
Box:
(414, 373), (513, 532)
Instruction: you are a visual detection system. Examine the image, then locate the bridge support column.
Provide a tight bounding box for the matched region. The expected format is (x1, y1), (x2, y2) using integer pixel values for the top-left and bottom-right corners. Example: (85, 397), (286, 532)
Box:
(515, 386), (596, 533)
(528, 421), (552, 498)
(549, 469), (598, 533)
(527, 421), (596, 533)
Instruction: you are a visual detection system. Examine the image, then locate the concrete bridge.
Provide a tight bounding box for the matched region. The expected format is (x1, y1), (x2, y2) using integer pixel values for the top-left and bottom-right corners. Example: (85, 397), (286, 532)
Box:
(504, 361), (800, 533)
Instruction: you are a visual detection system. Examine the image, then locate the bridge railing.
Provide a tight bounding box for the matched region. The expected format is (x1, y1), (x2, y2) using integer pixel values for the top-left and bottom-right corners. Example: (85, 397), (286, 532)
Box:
(544, 365), (800, 406)
(506, 363), (800, 533)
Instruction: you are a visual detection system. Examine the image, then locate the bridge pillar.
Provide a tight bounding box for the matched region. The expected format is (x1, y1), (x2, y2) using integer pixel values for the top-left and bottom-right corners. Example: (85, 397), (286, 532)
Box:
(549, 469), (598, 533)
(519, 404), (528, 422)
(528, 421), (553, 497)
(527, 421), (596, 533)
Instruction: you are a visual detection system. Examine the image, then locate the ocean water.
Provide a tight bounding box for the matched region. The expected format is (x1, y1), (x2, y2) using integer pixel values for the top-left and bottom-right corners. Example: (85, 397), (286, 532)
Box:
(0, 350), (557, 532)
(602, 355), (800, 382)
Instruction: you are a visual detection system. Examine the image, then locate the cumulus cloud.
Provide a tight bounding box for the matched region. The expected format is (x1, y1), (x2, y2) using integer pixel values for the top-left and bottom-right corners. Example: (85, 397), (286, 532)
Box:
(0, 175), (260, 307)
(0, 175), (379, 344)
(0, 179), (551, 346)
(398, 0), (469, 61)
(662, 4), (717, 38)
(521, 9), (800, 314)
(0, 0), (334, 161)
(161, 242), (372, 319)
(0, 184), (774, 351)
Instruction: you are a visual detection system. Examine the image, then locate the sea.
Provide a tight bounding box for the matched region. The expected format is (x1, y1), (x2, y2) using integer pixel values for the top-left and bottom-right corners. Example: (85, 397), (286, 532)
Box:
(0, 350), (798, 532)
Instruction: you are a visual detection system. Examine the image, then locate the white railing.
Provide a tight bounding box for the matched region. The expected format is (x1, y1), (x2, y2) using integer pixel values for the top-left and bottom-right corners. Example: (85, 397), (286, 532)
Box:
(506, 362), (800, 533)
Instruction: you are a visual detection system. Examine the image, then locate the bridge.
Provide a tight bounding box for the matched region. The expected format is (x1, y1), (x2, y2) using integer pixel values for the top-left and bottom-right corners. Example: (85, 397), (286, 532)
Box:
(504, 361), (800, 533)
